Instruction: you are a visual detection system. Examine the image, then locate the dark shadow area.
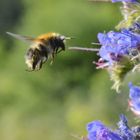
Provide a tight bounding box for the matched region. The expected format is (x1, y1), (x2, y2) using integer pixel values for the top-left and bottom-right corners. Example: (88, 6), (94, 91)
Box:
(0, 0), (24, 51)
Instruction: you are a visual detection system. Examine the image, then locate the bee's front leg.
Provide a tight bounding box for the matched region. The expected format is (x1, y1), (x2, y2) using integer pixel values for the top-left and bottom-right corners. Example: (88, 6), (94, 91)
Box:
(55, 48), (63, 54)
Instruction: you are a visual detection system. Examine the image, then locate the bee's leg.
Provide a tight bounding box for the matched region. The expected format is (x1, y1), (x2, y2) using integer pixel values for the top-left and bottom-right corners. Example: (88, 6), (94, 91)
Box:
(33, 61), (37, 70)
(42, 56), (48, 65)
(55, 47), (58, 54)
(36, 60), (43, 70)
(56, 48), (63, 54)
(39, 61), (43, 70)
(50, 53), (55, 65)
(55, 45), (65, 54)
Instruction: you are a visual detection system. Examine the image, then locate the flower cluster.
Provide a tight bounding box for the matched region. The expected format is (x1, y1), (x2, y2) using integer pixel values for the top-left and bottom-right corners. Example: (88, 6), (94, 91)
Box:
(87, 121), (121, 140)
(94, 0), (140, 92)
(96, 28), (140, 92)
(86, 115), (140, 140)
(97, 30), (140, 66)
(83, 0), (140, 139)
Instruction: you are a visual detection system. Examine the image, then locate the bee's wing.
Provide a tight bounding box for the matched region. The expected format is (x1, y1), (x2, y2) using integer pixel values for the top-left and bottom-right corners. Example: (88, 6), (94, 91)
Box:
(6, 32), (35, 44)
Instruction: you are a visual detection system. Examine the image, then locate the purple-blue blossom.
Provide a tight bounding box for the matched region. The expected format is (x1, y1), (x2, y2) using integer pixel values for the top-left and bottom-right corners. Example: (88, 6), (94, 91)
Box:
(86, 115), (140, 140)
(97, 30), (140, 66)
(129, 82), (140, 116)
(87, 121), (122, 140)
(112, 0), (137, 3)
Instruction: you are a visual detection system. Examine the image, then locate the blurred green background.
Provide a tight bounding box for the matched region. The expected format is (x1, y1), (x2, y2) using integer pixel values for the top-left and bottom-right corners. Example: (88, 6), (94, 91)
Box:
(0, 0), (138, 140)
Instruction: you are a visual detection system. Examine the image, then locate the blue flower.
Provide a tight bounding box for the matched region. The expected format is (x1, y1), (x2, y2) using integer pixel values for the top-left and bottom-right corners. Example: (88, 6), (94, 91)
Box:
(117, 114), (134, 140)
(129, 82), (140, 115)
(112, 0), (137, 3)
(86, 115), (137, 140)
(96, 30), (140, 92)
(87, 121), (122, 140)
(97, 30), (140, 65)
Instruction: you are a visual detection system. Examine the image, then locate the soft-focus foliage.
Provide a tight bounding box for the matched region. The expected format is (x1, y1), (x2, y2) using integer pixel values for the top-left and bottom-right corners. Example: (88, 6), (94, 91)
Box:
(0, 0), (137, 140)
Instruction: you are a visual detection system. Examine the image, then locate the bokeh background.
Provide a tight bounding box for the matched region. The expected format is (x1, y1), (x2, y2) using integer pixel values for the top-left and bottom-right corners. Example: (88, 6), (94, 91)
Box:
(0, 0), (138, 140)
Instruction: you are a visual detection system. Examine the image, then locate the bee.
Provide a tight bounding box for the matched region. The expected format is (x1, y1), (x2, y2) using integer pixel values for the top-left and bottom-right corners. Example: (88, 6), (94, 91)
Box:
(6, 32), (72, 71)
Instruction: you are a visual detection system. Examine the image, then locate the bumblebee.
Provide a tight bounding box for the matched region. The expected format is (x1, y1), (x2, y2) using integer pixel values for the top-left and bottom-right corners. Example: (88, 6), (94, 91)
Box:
(7, 32), (71, 71)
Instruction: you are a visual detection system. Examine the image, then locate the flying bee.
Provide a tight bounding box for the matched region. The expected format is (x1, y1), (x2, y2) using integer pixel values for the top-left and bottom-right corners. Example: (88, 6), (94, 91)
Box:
(6, 32), (72, 71)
